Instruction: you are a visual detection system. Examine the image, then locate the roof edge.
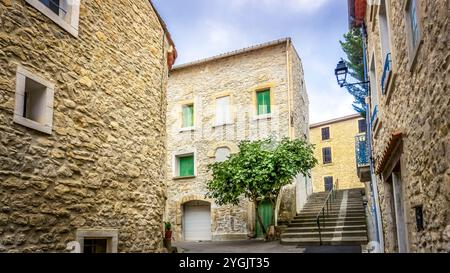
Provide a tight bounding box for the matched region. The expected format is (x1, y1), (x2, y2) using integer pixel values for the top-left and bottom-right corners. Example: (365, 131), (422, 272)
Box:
(172, 38), (291, 71)
(310, 113), (362, 128)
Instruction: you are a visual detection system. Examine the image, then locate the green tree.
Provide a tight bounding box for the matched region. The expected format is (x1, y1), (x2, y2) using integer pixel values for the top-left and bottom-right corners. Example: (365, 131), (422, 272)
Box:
(339, 28), (367, 116)
(206, 137), (317, 239)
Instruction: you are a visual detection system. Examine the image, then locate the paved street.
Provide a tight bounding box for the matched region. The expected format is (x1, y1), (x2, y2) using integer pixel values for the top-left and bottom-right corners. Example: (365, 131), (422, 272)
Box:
(173, 240), (362, 253)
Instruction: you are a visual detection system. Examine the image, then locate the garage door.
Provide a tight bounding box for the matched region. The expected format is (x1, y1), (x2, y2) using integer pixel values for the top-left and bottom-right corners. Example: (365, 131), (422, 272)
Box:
(184, 201), (211, 241)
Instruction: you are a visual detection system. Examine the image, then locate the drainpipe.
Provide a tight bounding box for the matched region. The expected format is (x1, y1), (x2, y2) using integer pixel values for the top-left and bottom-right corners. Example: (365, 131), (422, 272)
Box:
(361, 24), (384, 253)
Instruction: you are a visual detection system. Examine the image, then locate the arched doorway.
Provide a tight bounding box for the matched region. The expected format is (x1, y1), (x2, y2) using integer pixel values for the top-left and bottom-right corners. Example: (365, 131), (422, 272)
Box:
(183, 200), (211, 241)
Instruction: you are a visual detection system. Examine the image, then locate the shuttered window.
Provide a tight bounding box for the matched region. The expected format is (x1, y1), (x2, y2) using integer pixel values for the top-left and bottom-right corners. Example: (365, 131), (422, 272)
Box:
(322, 147), (332, 164)
(178, 155), (194, 177)
(321, 127), (330, 140)
(182, 104), (194, 128)
(215, 96), (231, 125)
(324, 176), (334, 191)
(256, 89), (271, 115)
(358, 119), (367, 133)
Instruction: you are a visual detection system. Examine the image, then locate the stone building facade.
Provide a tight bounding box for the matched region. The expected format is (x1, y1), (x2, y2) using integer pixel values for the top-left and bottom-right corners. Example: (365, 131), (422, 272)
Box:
(350, 0), (449, 252)
(310, 114), (366, 192)
(0, 0), (176, 252)
(165, 39), (311, 241)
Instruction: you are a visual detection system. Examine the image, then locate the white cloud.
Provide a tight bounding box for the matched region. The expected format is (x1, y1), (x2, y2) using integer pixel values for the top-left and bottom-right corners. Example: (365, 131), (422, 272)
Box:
(308, 81), (357, 124)
(227, 0), (331, 14)
(175, 19), (252, 64)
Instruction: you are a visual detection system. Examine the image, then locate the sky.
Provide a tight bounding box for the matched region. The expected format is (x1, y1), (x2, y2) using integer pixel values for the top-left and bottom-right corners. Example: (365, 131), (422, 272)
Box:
(153, 0), (357, 124)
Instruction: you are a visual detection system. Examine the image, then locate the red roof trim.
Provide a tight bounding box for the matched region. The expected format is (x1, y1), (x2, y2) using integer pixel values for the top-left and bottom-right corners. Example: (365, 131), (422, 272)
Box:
(375, 131), (403, 174)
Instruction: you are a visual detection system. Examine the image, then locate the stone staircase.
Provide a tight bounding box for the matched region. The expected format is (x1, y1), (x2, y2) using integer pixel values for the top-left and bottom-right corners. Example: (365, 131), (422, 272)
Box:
(280, 189), (368, 246)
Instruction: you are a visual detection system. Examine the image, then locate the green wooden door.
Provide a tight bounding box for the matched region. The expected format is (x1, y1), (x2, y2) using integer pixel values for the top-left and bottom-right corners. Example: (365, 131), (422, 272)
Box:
(255, 200), (273, 238)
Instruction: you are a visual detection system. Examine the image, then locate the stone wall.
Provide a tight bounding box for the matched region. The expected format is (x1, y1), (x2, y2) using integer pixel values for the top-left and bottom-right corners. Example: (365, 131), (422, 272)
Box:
(310, 116), (366, 192)
(277, 43), (310, 223)
(0, 0), (170, 252)
(365, 0), (449, 252)
(166, 40), (309, 240)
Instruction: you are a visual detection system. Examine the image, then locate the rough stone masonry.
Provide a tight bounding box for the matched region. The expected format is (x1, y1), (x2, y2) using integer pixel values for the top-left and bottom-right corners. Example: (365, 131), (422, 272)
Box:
(165, 39), (311, 241)
(0, 0), (174, 252)
(364, 0), (449, 252)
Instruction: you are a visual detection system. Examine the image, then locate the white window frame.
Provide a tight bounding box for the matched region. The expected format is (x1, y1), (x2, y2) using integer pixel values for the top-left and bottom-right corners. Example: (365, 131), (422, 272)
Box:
(14, 67), (55, 135)
(172, 150), (196, 179)
(180, 102), (195, 132)
(404, 0), (423, 71)
(25, 0), (80, 37)
(214, 95), (232, 126)
(76, 229), (118, 253)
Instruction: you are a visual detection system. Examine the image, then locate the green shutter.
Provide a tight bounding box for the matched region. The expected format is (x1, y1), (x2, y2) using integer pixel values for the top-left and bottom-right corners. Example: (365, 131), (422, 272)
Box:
(256, 89), (271, 115)
(179, 155), (194, 177)
(255, 200), (273, 238)
(182, 104), (194, 127)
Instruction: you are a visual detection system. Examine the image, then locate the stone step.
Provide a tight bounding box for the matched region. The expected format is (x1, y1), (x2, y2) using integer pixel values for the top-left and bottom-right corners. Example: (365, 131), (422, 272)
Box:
(298, 208), (365, 214)
(280, 236), (368, 246)
(291, 216), (366, 222)
(303, 203), (363, 206)
(287, 220), (367, 228)
(302, 206), (364, 210)
(294, 213), (366, 219)
(284, 225), (367, 233)
(281, 230), (367, 239)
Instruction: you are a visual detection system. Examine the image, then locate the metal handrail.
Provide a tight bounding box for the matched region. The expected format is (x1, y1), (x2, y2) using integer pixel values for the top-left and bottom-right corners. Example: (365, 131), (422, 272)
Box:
(315, 185), (337, 245)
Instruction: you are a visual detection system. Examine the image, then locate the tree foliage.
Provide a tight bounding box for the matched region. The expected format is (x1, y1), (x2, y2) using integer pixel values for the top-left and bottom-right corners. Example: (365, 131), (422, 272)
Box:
(206, 137), (317, 238)
(339, 28), (367, 116)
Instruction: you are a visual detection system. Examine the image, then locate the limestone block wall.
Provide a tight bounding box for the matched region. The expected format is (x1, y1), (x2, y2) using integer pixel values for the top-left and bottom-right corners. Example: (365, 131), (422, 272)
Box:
(310, 116), (365, 192)
(166, 41), (309, 240)
(0, 0), (170, 252)
(365, 1), (449, 252)
(277, 41), (312, 221)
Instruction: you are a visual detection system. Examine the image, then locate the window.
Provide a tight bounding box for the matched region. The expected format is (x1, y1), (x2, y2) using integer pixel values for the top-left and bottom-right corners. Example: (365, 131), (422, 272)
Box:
(182, 104), (194, 128)
(379, 0), (394, 94)
(324, 176), (333, 191)
(14, 67), (54, 135)
(322, 147), (332, 164)
(178, 154), (194, 177)
(405, 0), (422, 67)
(256, 89), (271, 115)
(25, 0), (80, 37)
(76, 229), (118, 253)
(215, 147), (230, 162)
(215, 96), (231, 126)
(39, 0), (60, 14)
(369, 53), (379, 125)
(83, 239), (107, 253)
(358, 119), (367, 133)
(321, 127), (330, 140)
(406, 0), (420, 50)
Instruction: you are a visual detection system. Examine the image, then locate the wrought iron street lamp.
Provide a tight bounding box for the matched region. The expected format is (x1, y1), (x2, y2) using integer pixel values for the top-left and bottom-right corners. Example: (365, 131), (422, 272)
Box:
(335, 60), (348, 87)
(334, 60), (369, 88)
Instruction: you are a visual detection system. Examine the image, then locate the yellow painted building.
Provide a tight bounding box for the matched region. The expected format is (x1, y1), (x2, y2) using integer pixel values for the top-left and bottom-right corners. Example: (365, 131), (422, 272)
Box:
(310, 114), (366, 192)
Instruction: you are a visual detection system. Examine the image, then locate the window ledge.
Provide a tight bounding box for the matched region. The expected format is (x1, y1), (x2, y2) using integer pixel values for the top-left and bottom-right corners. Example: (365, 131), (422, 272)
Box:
(253, 114), (272, 121)
(173, 175), (196, 180)
(373, 118), (382, 140)
(384, 72), (397, 106)
(179, 127), (195, 132)
(25, 0), (79, 37)
(323, 163), (334, 166)
(321, 138), (332, 142)
(407, 40), (423, 73)
(13, 115), (52, 134)
(213, 122), (234, 128)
